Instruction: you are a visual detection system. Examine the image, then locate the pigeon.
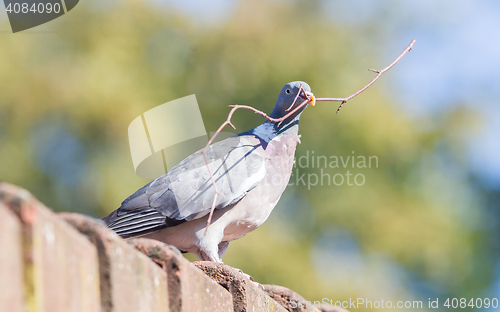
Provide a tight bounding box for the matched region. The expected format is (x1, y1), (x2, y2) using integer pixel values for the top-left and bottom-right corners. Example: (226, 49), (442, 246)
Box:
(103, 81), (315, 262)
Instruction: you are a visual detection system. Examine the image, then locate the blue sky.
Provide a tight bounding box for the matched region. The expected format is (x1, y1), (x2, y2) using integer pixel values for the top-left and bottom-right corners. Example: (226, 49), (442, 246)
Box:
(340, 0), (500, 187)
(377, 1), (500, 188)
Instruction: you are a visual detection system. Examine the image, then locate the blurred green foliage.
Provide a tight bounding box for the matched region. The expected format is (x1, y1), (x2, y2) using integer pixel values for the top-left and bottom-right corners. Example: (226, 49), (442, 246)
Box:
(0, 0), (497, 310)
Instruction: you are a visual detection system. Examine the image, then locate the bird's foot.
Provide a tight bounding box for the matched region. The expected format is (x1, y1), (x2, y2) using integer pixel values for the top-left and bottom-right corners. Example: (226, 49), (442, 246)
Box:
(235, 268), (254, 281)
(234, 268), (265, 290)
(254, 282), (265, 290)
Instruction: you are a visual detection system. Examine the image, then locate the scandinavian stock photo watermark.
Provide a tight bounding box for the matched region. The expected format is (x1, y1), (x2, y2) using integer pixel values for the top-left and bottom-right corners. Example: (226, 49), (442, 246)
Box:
(287, 150), (378, 190)
(290, 297), (499, 310)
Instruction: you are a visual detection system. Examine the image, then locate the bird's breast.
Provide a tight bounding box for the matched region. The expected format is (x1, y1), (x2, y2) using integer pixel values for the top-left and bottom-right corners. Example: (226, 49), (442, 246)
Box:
(221, 132), (300, 241)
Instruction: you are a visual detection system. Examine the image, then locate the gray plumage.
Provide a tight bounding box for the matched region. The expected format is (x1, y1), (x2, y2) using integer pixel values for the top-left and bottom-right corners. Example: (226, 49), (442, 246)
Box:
(104, 81), (314, 262)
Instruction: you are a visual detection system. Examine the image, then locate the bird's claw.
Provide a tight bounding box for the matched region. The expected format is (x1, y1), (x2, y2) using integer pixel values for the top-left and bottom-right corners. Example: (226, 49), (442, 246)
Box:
(234, 268), (265, 289)
(236, 268), (254, 281)
(255, 282), (265, 290)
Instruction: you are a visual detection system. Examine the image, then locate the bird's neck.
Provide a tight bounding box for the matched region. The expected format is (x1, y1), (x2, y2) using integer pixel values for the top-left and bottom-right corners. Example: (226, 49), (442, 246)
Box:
(250, 113), (301, 143)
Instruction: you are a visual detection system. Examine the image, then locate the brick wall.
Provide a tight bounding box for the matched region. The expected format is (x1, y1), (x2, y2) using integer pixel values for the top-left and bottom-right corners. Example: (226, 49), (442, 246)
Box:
(0, 183), (347, 312)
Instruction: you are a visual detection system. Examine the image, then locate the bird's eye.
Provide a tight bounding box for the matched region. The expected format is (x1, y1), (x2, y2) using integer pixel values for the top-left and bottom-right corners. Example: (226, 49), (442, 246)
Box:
(285, 89), (291, 94)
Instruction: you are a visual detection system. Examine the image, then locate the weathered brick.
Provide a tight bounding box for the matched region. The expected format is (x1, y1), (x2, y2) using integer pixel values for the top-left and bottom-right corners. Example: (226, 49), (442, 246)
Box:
(0, 203), (24, 312)
(194, 261), (288, 312)
(1, 182), (348, 312)
(0, 183), (100, 312)
(263, 285), (318, 312)
(60, 213), (169, 312)
(262, 286), (351, 312)
(130, 238), (233, 312)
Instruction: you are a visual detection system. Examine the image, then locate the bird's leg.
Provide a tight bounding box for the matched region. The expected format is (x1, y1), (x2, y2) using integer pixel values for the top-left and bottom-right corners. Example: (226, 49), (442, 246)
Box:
(196, 249), (222, 262)
(218, 241), (230, 260)
(196, 239), (224, 262)
(204, 242), (263, 289)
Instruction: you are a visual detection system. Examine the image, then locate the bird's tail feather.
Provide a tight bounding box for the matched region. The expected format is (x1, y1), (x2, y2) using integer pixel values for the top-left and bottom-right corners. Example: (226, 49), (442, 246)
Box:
(103, 208), (168, 238)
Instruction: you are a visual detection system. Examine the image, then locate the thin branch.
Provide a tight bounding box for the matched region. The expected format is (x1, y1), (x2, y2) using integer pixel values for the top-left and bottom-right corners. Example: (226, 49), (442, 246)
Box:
(199, 99), (311, 234)
(316, 39), (415, 113)
(200, 39), (415, 234)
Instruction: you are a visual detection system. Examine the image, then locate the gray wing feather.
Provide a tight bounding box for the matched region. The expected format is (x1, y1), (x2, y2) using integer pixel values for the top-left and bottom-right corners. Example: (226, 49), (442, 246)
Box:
(117, 135), (266, 223)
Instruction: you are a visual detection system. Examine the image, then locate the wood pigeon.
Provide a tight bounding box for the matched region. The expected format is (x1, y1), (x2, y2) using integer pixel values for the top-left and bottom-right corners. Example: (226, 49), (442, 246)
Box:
(103, 81), (315, 262)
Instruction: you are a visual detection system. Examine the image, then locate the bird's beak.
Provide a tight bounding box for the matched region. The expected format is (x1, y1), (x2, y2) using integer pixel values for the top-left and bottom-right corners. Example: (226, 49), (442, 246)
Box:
(305, 91), (316, 106)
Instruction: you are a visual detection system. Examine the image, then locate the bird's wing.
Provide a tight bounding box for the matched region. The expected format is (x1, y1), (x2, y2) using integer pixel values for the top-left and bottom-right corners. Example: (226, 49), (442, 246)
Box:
(104, 134), (267, 237)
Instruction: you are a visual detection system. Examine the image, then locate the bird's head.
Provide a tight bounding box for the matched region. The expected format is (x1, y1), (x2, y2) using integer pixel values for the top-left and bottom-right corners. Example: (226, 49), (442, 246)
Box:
(269, 81), (315, 126)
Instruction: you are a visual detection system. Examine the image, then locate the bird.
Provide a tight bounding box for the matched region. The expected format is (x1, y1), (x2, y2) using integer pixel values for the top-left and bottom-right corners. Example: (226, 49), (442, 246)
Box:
(103, 81), (315, 262)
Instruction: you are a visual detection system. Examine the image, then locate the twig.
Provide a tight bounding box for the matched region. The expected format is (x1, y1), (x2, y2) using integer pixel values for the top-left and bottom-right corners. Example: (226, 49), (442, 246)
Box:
(198, 99), (311, 234)
(285, 84), (305, 111)
(200, 39), (415, 233)
(316, 39), (415, 113)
